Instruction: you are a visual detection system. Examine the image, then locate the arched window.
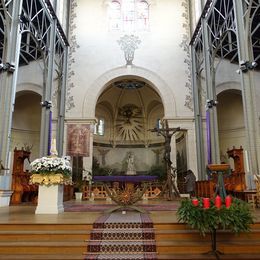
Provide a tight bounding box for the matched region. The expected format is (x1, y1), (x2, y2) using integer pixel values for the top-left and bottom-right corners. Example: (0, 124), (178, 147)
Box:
(122, 0), (135, 32)
(94, 118), (105, 136)
(108, 1), (121, 31)
(107, 0), (149, 32)
(136, 1), (149, 31)
(157, 119), (162, 129)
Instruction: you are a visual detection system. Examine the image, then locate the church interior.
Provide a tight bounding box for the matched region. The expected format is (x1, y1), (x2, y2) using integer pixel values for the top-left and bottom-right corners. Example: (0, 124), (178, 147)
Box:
(0, 0), (260, 259)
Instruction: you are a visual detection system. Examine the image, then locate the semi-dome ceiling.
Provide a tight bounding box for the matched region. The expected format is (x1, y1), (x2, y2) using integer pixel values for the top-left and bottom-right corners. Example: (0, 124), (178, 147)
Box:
(95, 78), (164, 146)
(97, 79), (163, 117)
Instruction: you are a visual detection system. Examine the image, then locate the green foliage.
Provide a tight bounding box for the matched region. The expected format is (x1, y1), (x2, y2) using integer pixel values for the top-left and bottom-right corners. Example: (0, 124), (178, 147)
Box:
(92, 157), (114, 176)
(177, 198), (254, 236)
(74, 178), (84, 192)
(148, 164), (166, 181)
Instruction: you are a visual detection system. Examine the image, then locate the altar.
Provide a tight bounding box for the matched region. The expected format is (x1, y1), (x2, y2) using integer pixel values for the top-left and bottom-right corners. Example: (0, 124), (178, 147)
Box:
(92, 175), (158, 213)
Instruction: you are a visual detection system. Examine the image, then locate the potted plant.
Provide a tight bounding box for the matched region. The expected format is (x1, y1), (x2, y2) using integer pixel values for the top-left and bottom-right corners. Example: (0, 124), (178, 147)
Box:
(74, 170), (93, 200)
(74, 177), (84, 200)
(177, 197), (254, 258)
(29, 155), (72, 214)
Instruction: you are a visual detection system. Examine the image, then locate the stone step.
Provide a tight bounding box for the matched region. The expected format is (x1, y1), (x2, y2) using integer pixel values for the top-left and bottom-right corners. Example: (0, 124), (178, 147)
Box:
(1, 253), (260, 260)
(157, 253), (260, 259)
(0, 224), (92, 231)
(0, 254), (84, 259)
(0, 241), (86, 255)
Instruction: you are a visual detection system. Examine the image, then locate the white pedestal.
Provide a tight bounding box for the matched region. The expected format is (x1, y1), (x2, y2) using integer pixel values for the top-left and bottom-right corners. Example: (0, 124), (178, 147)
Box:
(35, 184), (64, 214)
(0, 190), (13, 207)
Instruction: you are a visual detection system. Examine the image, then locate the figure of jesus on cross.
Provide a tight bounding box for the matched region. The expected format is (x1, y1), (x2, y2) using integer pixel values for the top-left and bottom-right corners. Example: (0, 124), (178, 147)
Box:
(149, 120), (181, 200)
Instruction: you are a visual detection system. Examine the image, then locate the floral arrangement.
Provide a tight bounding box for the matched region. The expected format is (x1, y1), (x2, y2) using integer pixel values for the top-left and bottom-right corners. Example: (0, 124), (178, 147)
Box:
(29, 156), (72, 185)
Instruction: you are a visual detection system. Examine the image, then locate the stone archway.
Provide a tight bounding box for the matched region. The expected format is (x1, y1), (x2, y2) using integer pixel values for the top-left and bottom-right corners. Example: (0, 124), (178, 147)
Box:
(92, 74), (166, 176)
(12, 90), (42, 161)
(217, 87), (245, 163)
(82, 66), (177, 119)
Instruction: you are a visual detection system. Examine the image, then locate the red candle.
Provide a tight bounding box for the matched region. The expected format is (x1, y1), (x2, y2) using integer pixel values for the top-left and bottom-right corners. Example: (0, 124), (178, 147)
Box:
(225, 195), (232, 208)
(192, 198), (199, 206)
(215, 195), (222, 209)
(203, 198), (210, 209)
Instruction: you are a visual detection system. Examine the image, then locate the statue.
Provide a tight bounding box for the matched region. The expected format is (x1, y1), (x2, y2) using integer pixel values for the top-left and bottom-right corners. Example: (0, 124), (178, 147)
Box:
(125, 152), (136, 175)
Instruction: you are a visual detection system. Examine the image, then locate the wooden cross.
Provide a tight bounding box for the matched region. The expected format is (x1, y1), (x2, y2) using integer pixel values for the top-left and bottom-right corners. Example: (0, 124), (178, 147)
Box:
(149, 120), (182, 200)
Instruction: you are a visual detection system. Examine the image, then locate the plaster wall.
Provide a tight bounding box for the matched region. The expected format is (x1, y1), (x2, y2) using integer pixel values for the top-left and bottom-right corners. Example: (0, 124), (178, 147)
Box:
(93, 147), (161, 172)
(67, 0), (193, 119)
(17, 61), (44, 89)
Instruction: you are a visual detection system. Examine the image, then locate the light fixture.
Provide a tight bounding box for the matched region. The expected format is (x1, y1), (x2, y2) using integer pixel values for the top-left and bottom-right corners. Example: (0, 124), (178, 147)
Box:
(239, 60), (258, 72)
(206, 99), (218, 109)
(40, 100), (52, 109)
(0, 62), (15, 73)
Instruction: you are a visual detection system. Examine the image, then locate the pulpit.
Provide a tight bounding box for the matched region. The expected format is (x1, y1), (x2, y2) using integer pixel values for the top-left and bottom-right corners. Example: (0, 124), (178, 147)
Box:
(226, 146), (246, 192)
(11, 148), (37, 204)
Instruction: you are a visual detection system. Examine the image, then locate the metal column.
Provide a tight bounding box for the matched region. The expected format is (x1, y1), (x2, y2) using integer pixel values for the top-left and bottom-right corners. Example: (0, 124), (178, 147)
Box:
(0, 0), (23, 172)
(39, 18), (57, 157)
(57, 46), (69, 156)
(201, 17), (220, 164)
(233, 0), (260, 184)
(191, 45), (206, 179)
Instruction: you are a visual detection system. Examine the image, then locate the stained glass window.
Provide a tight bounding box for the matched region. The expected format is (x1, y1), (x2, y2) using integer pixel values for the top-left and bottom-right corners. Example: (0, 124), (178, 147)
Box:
(108, 0), (149, 32)
(95, 118), (105, 136)
(108, 1), (121, 31)
(136, 1), (149, 31)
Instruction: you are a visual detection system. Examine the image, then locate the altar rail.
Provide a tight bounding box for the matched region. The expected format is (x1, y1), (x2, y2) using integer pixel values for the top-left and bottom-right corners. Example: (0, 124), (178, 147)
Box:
(82, 181), (163, 200)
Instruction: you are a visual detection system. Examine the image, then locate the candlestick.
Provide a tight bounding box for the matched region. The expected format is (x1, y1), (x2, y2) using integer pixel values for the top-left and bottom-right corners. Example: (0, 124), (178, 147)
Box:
(203, 198), (210, 209)
(192, 198), (199, 206)
(244, 150), (249, 173)
(215, 195), (222, 209)
(225, 195), (232, 208)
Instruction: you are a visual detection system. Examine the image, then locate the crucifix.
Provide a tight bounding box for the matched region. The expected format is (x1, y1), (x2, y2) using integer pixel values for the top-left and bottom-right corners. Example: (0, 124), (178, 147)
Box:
(149, 120), (181, 200)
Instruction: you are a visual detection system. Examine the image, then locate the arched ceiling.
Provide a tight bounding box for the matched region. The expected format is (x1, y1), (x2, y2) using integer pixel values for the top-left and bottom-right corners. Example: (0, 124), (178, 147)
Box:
(95, 78), (165, 146)
(97, 79), (163, 119)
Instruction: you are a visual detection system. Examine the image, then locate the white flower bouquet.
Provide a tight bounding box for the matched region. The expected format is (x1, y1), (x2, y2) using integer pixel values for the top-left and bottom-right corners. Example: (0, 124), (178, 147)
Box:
(30, 156), (72, 177)
(30, 156), (72, 185)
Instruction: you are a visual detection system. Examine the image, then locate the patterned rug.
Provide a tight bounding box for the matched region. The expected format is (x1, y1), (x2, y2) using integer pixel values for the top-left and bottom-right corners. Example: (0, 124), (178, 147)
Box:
(84, 211), (157, 260)
(64, 203), (178, 212)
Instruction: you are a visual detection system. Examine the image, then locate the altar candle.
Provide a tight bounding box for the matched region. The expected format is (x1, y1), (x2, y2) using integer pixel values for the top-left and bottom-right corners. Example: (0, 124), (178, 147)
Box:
(215, 195), (221, 209)
(203, 198), (210, 209)
(225, 195), (232, 208)
(192, 198), (199, 206)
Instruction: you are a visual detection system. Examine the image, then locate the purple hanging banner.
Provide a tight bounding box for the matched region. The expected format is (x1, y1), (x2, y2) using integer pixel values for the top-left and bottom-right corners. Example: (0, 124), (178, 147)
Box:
(206, 110), (211, 165)
(48, 110), (52, 155)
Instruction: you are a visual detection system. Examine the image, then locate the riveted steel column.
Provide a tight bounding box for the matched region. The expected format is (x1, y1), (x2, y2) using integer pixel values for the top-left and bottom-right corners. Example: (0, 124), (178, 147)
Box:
(0, 0), (23, 173)
(233, 0), (260, 185)
(39, 18), (57, 157)
(191, 45), (206, 180)
(57, 46), (68, 156)
(201, 17), (220, 164)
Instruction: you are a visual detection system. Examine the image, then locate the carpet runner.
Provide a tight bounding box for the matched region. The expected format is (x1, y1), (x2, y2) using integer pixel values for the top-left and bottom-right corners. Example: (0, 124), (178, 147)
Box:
(84, 211), (157, 260)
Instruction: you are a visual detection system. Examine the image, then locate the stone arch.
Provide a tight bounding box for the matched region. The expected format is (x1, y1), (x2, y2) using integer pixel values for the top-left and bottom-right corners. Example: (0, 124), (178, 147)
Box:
(216, 81), (241, 95)
(16, 83), (43, 97)
(82, 66), (177, 118)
